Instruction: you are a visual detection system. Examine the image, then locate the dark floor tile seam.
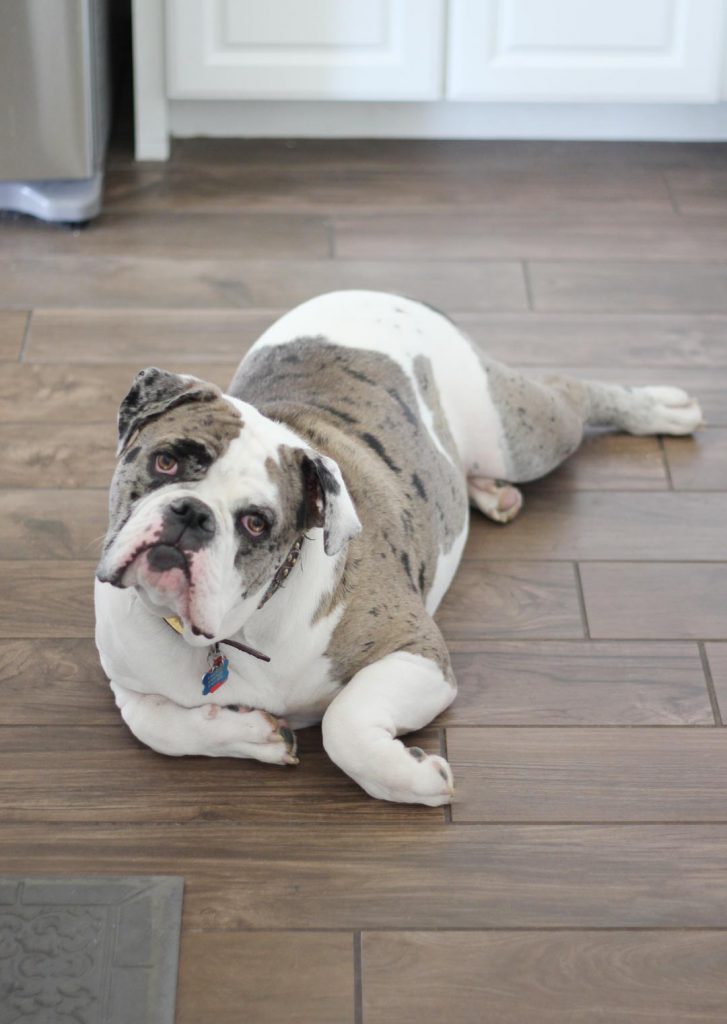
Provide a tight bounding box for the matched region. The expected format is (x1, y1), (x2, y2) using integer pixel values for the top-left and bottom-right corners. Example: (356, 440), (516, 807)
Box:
(523, 257), (727, 265)
(572, 562), (591, 640)
(531, 306), (727, 316)
(16, 820), (724, 831)
(17, 311), (32, 364)
(447, 638), (704, 644)
(657, 436), (675, 490)
(0, 485), (111, 490)
(521, 261), (535, 311)
(439, 728), (453, 825)
(449, 820), (727, 826)
(180, 925), (727, 934)
(700, 642), (724, 726)
(661, 170), (682, 215)
(441, 724), (719, 730)
(458, 558), (727, 564)
(353, 931), (363, 1024)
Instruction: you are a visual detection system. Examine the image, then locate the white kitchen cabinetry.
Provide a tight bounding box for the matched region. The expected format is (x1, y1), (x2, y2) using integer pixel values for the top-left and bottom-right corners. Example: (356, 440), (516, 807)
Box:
(166, 0), (445, 100)
(448, 0), (724, 102)
(133, 0), (727, 158)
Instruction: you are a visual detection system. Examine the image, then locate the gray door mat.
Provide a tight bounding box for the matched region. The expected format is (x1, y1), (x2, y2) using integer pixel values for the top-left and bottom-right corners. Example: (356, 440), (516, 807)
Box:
(0, 876), (183, 1024)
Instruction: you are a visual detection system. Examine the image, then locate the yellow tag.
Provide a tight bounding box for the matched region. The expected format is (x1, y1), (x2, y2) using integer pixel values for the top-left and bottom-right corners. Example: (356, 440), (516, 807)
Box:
(164, 615), (184, 634)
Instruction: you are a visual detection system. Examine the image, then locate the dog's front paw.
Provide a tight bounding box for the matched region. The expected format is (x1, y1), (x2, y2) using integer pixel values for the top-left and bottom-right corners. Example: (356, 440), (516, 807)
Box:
(204, 705), (299, 764)
(357, 744), (455, 807)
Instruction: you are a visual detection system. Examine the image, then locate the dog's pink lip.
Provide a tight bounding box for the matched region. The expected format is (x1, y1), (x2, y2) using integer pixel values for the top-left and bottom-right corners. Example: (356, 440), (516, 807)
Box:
(98, 544), (216, 638)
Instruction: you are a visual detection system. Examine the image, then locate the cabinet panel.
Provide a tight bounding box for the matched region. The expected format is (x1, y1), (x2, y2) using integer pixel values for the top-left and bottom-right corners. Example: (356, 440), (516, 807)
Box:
(448, 0), (724, 102)
(167, 0), (445, 100)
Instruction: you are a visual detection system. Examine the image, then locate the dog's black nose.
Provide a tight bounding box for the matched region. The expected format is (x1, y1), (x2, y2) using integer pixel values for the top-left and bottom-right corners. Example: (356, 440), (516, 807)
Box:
(167, 497), (216, 538)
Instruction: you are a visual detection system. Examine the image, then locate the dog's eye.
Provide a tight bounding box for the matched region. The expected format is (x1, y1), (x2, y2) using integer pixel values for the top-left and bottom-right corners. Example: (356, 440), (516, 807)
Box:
(154, 452), (178, 475)
(240, 513), (268, 537)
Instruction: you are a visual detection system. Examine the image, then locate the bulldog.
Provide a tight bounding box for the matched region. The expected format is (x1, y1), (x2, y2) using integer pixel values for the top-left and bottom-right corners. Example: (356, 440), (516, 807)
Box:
(95, 290), (702, 805)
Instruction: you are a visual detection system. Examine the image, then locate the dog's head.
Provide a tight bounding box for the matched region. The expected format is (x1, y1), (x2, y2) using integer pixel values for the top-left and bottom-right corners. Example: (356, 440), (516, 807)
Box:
(97, 368), (361, 644)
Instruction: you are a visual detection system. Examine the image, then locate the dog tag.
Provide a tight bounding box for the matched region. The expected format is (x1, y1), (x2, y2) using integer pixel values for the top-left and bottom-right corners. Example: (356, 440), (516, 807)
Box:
(202, 644), (230, 695)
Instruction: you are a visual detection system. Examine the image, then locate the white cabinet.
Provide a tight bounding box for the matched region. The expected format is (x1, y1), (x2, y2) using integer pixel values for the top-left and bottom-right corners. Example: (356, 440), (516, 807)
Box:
(166, 0), (445, 100)
(447, 0), (724, 102)
(133, 0), (727, 158)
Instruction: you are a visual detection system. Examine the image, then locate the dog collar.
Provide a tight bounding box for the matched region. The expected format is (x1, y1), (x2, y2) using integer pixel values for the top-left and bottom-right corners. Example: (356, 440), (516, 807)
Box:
(257, 536), (304, 610)
(161, 535), (305, 678)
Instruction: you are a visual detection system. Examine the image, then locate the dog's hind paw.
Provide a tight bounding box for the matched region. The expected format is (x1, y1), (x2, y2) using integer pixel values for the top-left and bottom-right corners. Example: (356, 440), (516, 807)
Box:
(629, 386), (705, 436)
(467, 477), (523, 524)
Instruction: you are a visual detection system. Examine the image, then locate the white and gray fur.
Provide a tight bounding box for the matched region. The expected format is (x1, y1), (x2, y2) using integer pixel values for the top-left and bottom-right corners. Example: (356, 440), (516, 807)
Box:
(95, 290), (703, 805)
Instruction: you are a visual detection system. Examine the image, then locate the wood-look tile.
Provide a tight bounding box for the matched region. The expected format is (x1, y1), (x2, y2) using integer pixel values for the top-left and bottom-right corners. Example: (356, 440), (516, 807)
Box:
(523, 365), (727, 425)
(177, 932), (354, 1024)
(0, 640), (113, 725)
(705, 643), (727, 723)
(0, 726), (441, 824)
(25, 309), (273, 363)
(4, 822), (727, 927)
(0, 423), (115, 488)
(580, 563), (727, 640)
(444, 641), (711, 725)
(454, 313), (727, 367)
(0, 363), (239, 421)
(665, 168), (727, 214)
(336, 212), (727, 261)
(536, 432), (667, 490)
(0, 256), (527, 311)
(0, 211), (330, 260)
(448, 728), (727, 822)
(0, 561), (95, 638)
(104, 162), (672, 214)
(528, 261), (727, 313)
(24, 310), (727, 368)
(362, 931), (727, 1024)
(663, 430), (727, 490)
(465, 492), (727, 562)
(0, 311), (27, 360)
(436, 562), (583, 640)
(0, 490), (107, 559)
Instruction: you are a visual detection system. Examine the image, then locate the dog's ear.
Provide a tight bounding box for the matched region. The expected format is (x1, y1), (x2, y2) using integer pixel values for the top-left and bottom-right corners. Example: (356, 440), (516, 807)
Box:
(117, 367), (221, 455)
(301, 452), (361, 556)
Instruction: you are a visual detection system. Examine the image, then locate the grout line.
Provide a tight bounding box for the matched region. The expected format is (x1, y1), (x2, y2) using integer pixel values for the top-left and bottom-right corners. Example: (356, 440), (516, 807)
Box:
(353, 931), (363, 1024)
(447, 819), (727, 826)
(18, 311), (33, 364)
(661, 171), (681, 215)
(572, 562), (591, 640)
(183, 924), (727, 934)
(521, 261), (535, 310)
(699, 642), (723, 726)
(439, 727), (452, 824)
(326, 220), (336, 259)
(657, 436), (675, 490)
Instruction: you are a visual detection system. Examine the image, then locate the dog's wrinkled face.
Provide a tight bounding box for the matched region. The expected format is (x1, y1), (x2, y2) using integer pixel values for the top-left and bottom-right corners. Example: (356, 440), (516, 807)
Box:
(97, 368), (360, 645)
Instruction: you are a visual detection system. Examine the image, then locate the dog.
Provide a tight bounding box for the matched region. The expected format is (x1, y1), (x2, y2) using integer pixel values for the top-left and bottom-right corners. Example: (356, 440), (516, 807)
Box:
(95, 290), (703, 805)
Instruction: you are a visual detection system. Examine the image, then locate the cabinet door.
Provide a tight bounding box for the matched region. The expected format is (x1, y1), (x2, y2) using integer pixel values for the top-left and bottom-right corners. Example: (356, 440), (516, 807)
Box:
(448, 0), (724, 102)
(167, 0), (445, 100)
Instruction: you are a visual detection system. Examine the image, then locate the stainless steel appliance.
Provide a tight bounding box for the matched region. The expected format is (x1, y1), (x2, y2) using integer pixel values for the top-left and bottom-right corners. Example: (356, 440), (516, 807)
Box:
(0, 0), (110, 223)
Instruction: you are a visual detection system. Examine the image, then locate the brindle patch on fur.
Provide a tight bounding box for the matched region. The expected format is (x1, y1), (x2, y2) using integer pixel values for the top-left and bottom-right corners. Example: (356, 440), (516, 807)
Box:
(483, 357), (586, 482)
(230, 445), (326, 599)
(231, 337), (467, 684)
(104, 393), (243, 552)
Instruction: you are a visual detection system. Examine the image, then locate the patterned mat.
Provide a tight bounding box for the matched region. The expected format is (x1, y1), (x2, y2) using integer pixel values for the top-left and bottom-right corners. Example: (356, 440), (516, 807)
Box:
(0, 876), (184, 1024)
